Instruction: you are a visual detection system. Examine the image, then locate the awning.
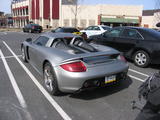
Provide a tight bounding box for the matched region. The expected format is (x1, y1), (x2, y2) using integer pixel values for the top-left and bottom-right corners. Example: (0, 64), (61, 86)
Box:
(101, 17), (139, 24)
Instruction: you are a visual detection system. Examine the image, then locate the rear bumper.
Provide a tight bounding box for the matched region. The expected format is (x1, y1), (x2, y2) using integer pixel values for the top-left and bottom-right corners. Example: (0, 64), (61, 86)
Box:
(54, 61), (129, 93)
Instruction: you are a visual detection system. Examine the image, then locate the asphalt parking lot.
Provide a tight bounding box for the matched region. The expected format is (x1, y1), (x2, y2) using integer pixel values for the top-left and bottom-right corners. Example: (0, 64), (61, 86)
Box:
(0, 32), (160, 120)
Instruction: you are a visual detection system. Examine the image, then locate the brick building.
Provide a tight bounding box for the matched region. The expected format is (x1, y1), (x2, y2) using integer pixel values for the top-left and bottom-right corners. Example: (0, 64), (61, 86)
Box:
(11, 0), (143, 28)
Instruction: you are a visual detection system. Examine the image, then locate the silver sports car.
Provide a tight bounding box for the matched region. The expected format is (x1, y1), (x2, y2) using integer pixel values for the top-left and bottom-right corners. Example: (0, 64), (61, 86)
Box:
(21, 32), (128, 95)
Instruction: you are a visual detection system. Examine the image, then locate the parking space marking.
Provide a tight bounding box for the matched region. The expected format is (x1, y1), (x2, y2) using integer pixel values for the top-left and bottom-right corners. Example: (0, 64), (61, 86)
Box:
(0, 32), (7, 35)
(129, 69), (149, 77)
(128, 74), (145, 82)
(3, 41), (72, 120)
(0, 50), (32, 120)
(0, 50), (26, 108)
(0, 55), (22, 59)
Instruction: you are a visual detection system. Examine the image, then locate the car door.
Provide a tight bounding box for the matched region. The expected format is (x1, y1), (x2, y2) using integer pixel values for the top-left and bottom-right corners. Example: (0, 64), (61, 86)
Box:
(81, 26), (94, 37)
(97, 28), (124, 49)
(28, 36), (50, 70)
(91, 26), (102, 35)
(114, 28), (143, 54)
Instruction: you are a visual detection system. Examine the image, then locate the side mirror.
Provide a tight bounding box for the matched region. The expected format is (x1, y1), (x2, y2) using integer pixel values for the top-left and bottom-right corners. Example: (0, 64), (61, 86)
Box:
(26, 38), (32, 43)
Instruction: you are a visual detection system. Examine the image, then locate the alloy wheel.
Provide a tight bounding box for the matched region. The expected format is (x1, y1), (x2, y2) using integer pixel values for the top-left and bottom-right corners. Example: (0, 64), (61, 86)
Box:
(44, 67), (53, 92)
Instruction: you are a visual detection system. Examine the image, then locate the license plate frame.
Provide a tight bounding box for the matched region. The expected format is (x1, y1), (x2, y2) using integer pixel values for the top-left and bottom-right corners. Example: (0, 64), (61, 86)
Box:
(105, 75), (116, 84)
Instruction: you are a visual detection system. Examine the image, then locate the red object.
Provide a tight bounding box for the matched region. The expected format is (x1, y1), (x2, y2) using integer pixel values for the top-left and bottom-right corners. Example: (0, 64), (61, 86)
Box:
(60, 61), (87, 72)
(43, 0), (50, 19)
(119, 55), (127, 63)
(52, 0), (59, 19)
(36, 0), (40, 19)
(32, 0), (35, 19)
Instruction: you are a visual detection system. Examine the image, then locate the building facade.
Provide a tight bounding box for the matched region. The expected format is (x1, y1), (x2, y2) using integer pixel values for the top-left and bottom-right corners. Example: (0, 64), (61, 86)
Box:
(0, 11), (6, 27)
(61, 4), (143, 28)
(142, 9), (160, 28)
(11, 0), (143, 28)
(12, 0), (29, 28)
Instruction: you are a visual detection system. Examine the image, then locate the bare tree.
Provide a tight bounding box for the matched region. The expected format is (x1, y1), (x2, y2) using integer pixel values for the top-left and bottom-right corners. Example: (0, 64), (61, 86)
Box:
(68, 0), (84, 27)
(154, 0), (160, 26)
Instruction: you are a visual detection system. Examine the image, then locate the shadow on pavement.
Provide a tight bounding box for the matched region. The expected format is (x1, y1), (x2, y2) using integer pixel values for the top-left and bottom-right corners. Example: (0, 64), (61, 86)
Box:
(149, 64), (160, 70)
(69, 76), (133, 100)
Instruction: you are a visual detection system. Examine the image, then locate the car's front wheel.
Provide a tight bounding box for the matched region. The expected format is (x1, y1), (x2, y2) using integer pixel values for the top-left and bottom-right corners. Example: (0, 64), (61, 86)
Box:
(133, 50), (150, 68)
(43, 62), (61, 95)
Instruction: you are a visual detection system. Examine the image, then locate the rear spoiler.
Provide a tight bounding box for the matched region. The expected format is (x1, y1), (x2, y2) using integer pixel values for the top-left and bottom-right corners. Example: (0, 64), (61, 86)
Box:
(61, 51), (120, 63)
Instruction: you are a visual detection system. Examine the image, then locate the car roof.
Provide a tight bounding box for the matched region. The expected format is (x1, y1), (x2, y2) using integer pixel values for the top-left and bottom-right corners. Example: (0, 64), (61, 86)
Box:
(97, 25), (110, 27)
(58, 27), (78, 29)
(41, 32), (79, 39)
(112, 26), (149, 30)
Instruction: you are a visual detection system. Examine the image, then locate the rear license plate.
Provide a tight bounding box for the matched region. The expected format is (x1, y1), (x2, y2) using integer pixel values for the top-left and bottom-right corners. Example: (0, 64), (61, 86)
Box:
(105, 75), (116, 84)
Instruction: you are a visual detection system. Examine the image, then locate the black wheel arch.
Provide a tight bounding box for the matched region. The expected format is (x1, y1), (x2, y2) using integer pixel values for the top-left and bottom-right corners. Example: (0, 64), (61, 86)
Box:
(21, 44), (29, 60)
(43, 60), (50, 71)
(131, 47), (151, 60)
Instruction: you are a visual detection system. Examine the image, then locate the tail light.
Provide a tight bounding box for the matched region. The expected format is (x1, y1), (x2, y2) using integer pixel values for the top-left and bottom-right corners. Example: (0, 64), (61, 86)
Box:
(118, 55), (127, 63)
(60, 61), (86, 72)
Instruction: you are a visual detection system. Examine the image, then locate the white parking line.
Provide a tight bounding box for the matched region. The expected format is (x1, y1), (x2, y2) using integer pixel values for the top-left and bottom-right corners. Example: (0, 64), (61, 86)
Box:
(0, 50), (26, 108)
(129, 69), (149, 77)
(3, 41), (72, 120)
(128, 75), (145, 82)
(0, 55), (22, 59)
(0, 50), (32, 120)
(0, 32), (7, 35)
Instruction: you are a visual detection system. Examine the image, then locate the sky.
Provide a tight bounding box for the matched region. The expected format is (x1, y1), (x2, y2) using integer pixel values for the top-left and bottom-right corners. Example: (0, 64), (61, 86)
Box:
(0, 0), (156, 14)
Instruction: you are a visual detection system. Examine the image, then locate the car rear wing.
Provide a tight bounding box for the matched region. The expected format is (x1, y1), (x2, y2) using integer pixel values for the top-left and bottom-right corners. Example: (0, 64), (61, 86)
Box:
(61, 51), (120, 64)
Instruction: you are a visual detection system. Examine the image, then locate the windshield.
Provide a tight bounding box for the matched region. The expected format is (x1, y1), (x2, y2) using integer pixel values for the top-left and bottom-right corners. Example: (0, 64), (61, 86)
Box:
(63, 28), (79, 33)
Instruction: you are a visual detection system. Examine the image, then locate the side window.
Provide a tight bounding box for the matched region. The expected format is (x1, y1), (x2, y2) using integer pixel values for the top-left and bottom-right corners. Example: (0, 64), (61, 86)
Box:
(122, 29), (143, 39)
(33, 36), (49, 46)
(26, 24), (30, 28)
(85, 26), (93, 30)
(28, 24), (32, 28)
(104, 29), (122, 37)
(93, 26), (100, 30)
(55, 28), (63, 32)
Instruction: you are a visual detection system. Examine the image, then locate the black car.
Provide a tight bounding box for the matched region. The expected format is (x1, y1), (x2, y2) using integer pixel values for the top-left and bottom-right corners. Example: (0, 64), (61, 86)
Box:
(23, 24), (43, 33)
(51, 27), (87, 40)
(89, 27), (160, 67)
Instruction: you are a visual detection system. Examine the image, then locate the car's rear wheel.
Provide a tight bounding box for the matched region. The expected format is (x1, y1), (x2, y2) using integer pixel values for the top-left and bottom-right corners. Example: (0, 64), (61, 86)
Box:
(133, 50), (150, 68)
(43, 62), (61, 95)
(21, 46), (27, 62)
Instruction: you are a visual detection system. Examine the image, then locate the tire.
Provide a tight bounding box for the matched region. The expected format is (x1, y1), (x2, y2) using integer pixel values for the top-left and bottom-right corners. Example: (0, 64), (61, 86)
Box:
(21, 46), (27, 62)
(133, 50), (150, 68)
(43, 62), (61, 96)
